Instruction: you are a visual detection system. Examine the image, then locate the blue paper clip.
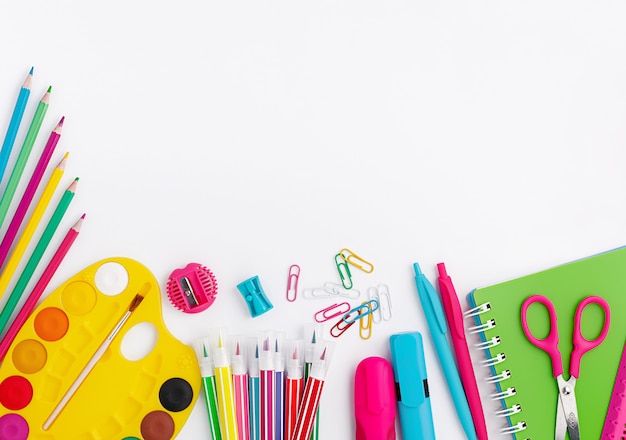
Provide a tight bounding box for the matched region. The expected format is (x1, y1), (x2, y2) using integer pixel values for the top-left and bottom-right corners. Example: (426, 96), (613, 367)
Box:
(343, 299), (379, 324)
(335, 253), (353, 289)
(236, 275), (274, 317)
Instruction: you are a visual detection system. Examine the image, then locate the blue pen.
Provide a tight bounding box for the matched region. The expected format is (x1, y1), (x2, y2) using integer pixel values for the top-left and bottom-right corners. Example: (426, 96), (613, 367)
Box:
(413, 262), (477, 440)
(389, 332), (436, 440)
(0, 67), (32, 183)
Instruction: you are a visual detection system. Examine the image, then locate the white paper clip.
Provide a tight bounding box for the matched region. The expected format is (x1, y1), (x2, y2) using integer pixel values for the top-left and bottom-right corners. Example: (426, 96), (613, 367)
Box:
(368, 284), (392, 322)
(323, 282), (360, 299)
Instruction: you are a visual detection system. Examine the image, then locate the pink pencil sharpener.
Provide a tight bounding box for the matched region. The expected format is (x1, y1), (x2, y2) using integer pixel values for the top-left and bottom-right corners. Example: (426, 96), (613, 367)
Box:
(166, 262), (218, 313)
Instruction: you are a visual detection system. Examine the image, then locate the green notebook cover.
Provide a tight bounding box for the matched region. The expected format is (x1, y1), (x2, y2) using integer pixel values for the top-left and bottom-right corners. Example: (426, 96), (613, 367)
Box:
(466, 246), (626, 439)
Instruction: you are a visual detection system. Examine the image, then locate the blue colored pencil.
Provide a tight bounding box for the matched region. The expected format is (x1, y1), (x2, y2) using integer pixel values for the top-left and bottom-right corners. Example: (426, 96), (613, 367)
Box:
(0, 67), (33, 184)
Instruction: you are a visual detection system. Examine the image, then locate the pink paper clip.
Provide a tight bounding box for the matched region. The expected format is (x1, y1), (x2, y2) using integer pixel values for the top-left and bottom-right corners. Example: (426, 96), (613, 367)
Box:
(314, 302), (351, 323)
(330, 311), (359, 338)
(286, 264), (300, 302)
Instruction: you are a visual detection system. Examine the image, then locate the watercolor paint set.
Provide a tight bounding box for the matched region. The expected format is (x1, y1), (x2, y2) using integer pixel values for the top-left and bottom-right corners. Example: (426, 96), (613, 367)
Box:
(0, 257), (201, 440)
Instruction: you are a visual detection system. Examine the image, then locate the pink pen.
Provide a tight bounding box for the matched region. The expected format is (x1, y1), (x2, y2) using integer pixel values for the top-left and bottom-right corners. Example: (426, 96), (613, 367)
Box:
(437, 262), (488, 440)
(233, 337), (251, 440)
(284, 339), (304, 440)
(260, 333), (275, 440)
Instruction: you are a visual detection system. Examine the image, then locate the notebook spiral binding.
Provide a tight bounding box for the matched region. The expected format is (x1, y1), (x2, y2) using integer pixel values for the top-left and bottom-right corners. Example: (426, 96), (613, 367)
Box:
(467, 301), (528, 437)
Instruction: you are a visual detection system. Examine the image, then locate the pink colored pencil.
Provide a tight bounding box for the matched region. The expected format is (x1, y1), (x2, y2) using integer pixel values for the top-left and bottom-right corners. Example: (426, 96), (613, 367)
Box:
(0, 117), (64, 270)
(233, 339), (251, 440)
(0, 213), (84, 362)
(260, 336), (275, 440)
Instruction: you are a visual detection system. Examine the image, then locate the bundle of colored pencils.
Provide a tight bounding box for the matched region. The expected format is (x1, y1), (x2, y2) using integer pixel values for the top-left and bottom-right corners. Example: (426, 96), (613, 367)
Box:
(0, 67), (85, 361)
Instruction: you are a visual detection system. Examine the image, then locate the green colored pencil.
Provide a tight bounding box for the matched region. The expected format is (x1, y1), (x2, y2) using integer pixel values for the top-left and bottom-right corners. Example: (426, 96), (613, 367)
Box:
(0, 177), (77, 334)
(0, 86), (51, 227)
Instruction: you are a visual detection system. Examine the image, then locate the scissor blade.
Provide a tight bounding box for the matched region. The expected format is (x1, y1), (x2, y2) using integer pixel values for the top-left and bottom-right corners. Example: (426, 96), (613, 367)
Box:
(557, 376), (580, 440)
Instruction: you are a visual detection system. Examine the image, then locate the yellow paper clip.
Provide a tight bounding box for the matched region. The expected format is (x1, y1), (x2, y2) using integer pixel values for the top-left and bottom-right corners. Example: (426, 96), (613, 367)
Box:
(314, 302), (351, 323)
(334, 253), (353, 289)
(368, 284), (392, 323)
(286, 264), (300, 302)
(339, 248), (374, 273)
(342, 299), (379, 324)
(359, 301), (373, 340)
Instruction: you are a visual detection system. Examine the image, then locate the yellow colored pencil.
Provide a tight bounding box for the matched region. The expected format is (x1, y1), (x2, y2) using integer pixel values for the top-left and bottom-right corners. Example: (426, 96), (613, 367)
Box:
(0, 153), (68, 300)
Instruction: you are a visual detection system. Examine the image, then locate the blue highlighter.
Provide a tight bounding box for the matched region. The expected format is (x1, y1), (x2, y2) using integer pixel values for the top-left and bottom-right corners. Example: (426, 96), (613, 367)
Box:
(389, 332), (436, 440)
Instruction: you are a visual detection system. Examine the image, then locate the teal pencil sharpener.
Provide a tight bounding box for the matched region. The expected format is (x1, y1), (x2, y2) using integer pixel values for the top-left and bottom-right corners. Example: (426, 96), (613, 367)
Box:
(237, 275), (273, 317)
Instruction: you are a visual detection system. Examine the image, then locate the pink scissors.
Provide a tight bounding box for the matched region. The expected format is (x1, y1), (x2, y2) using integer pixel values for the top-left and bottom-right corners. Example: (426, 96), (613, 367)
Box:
(521, 294), (611, 440)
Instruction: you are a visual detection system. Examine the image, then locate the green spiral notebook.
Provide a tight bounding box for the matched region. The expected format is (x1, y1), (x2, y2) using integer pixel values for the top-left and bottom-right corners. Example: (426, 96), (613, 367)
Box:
(466, 246), (626, 439)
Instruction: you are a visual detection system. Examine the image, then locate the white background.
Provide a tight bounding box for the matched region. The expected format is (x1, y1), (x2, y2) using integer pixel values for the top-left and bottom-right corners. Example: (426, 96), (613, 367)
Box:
(1, 1), (626, 439)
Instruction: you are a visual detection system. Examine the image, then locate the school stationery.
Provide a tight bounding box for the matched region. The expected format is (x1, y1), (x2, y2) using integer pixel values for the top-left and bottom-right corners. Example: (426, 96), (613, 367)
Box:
(0, 67), (32, 184)
(237, 276), (273, 317)
(354, 356), (397, 440)
(259, 333), (275, 440)
(274, 333), (286, 440)
(0, 116), (63, 270)
(466, 246), (626, 438)
(0, 155), (67, 301)
(249, 340), (261, 440)
(213, 331), (240, 440)
(601, 342), (626, 439)
(166, 262), (218, 313)
(521, 294), (610, 439)
(194, 338), (223, 440)
(413, 262), (477, 440)
(0, 86), (50, 226)
(436, 262), (487, 440)
(233, 337), (251, 440)
(0, 257), (200, 439)
(285, 339), (304, 440)
(0, 214), (83, 362)
(0, 177), (77, 336)
(291, 339), (335, 440)
(303, 324), (322, 440)
(389, 332), (435, 440)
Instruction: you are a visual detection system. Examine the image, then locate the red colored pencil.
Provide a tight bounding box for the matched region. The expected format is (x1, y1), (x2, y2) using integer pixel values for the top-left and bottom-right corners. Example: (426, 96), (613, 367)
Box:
(0, 214), (84, 361)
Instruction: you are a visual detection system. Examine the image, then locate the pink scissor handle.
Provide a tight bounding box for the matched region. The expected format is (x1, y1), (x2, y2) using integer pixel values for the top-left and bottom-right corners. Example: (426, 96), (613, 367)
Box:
(570, 295), (610, 378)
(521, 295), (563, 377)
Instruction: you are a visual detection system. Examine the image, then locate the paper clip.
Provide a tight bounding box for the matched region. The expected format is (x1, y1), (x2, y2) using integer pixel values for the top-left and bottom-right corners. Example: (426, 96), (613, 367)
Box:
(342, 299), (379, 324)
(334, 253), (353, 289)
(359, 302), (373, 340)
(286, 264), (300, 302)
(323, 282), (360, 299)
(314, 302), (351, 323)
(368, 284), (392, 323)
(330, 310), (359, 338)
(339, 248), (374, 273)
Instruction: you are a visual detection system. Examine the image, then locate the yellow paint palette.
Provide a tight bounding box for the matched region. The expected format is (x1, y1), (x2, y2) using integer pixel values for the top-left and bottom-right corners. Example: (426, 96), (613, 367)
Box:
(0, 257), (200, 440)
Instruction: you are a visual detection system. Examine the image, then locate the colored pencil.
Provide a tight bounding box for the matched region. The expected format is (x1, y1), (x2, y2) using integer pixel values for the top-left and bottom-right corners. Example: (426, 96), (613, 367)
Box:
(0, 214), (84, 362)
(0, 67), (33, 184)
(43, 286), (149, 430)
(195, 338), (223, 440)
(0, 177), (78, 337)
(0, 117), (64, 270)
(0, 86), (51, 227)
(274, 336), (285, 440)
(0, 154), (67, 301)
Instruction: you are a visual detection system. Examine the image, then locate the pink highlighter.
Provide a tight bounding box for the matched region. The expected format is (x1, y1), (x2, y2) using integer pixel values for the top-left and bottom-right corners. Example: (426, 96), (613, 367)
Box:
(354, 356), (397, 440)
